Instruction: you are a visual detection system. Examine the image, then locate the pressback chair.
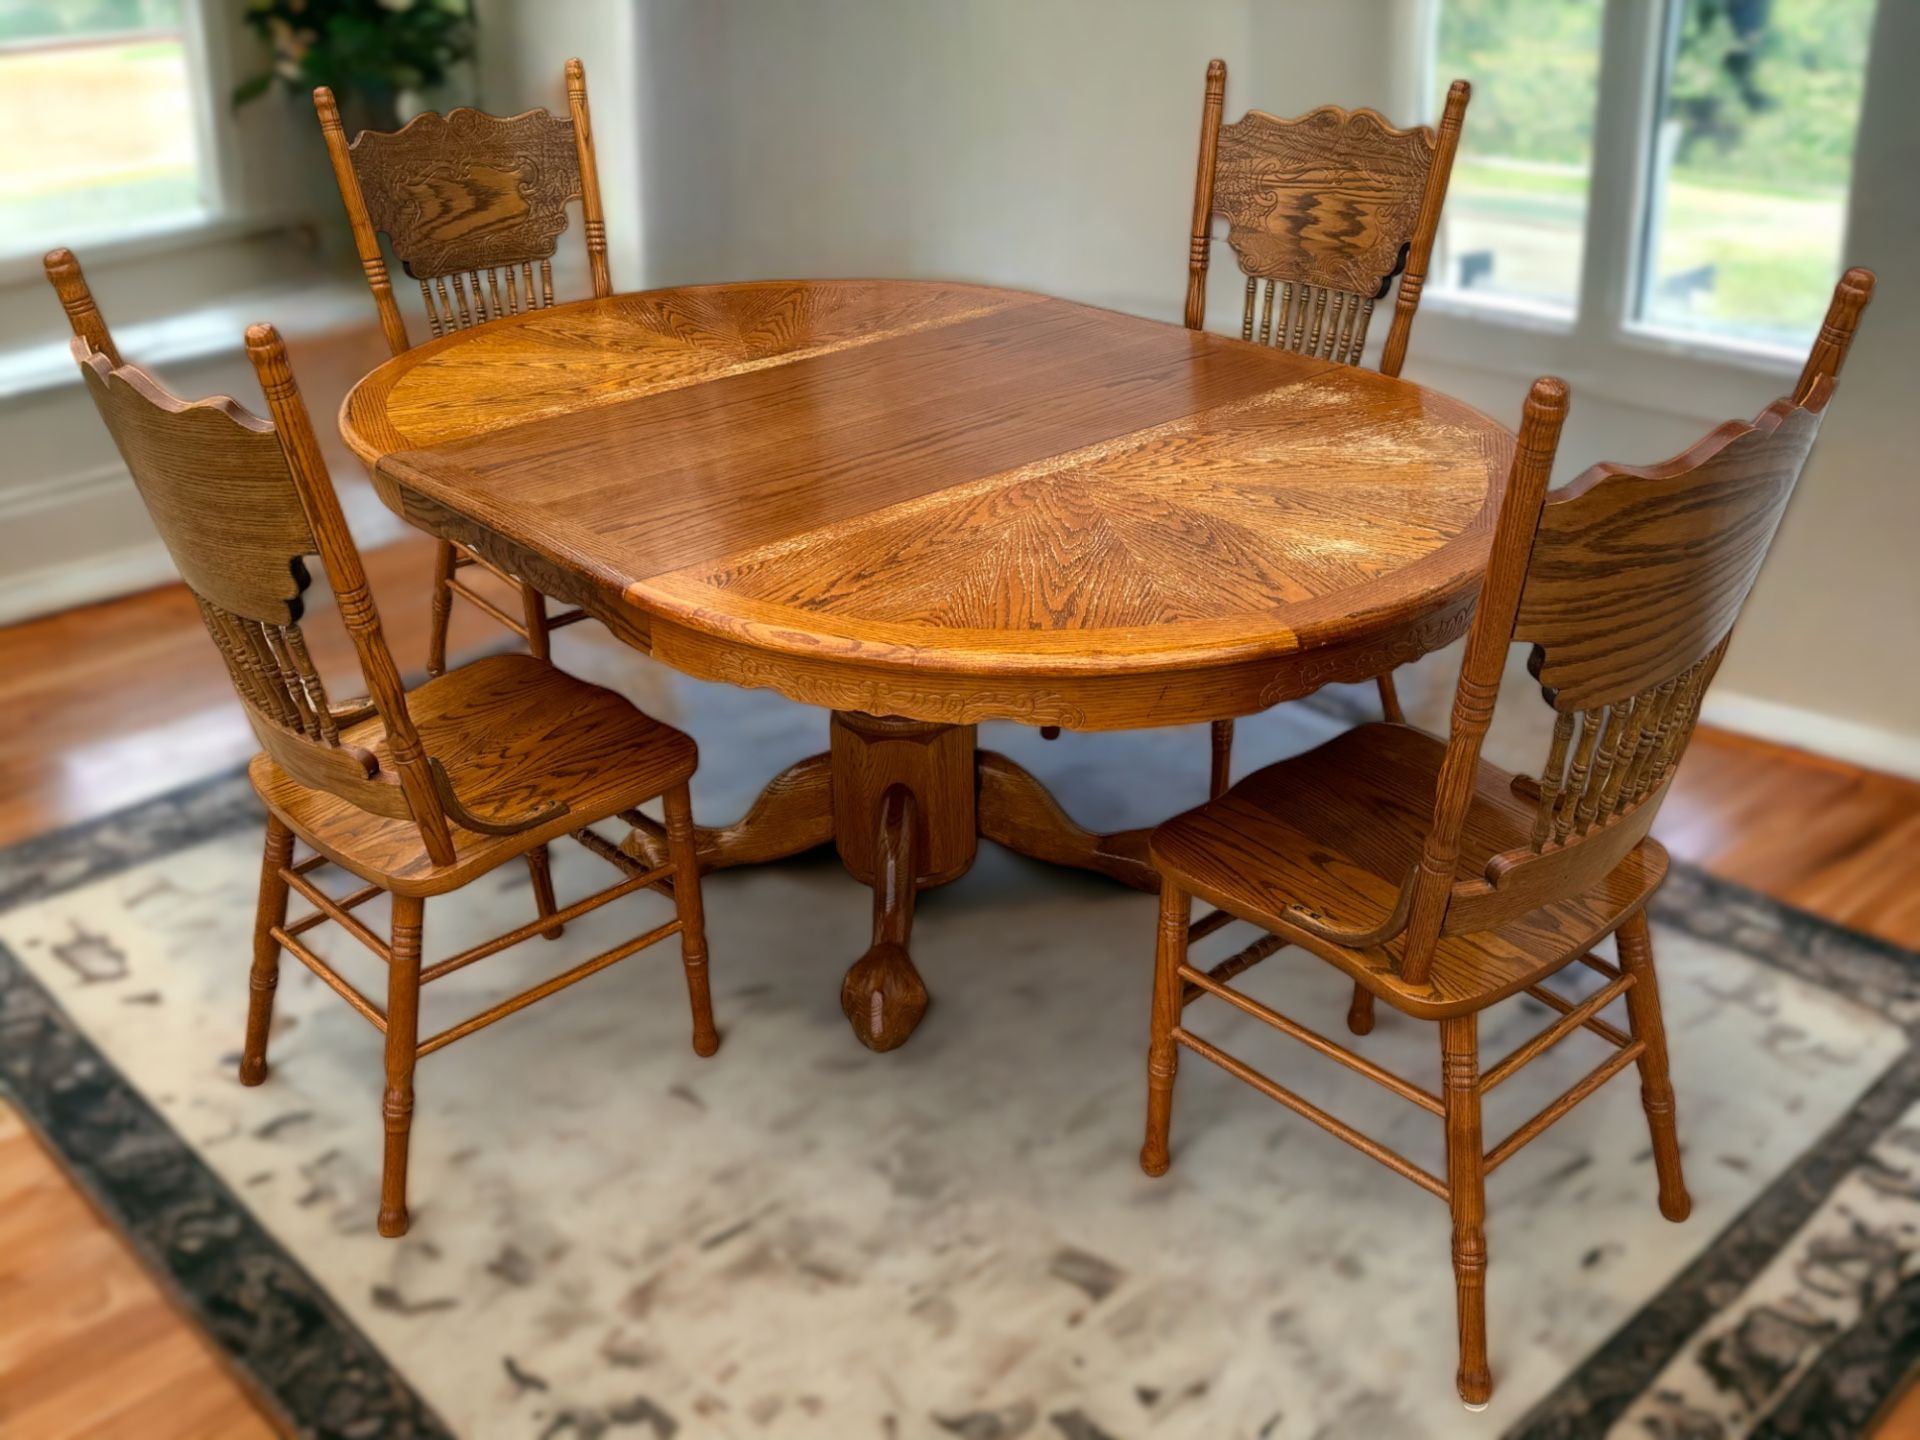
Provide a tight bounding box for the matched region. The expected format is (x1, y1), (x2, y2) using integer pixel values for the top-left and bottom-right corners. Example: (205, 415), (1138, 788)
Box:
(1139, 268), (1873, 1407)
(316, 59), (610, 676)
(1169, 58), (1471, 797)
(49, 247), (719, 1238)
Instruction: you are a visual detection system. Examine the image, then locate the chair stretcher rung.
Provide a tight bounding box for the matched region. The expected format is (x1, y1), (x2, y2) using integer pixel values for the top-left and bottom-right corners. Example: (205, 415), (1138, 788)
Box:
(281, 866), (390, 960)
(574, 825), (673, 886)
(1182, 933), (1288, 1005)
(1179, 965), (1443, 1113)
(446, 577), (531, 636)
(272, 926), (386, 1032)
(419, 861), (673, 984)
(1177, 1027), (1448, 1197)
(1481, 972), (1636, 1093)
(1579, 951), (1622, 980)
(1484, 1038), (1646, 1173)
(283, 881), (382, 938)
(416, 916), (681, 1057)
(546, 607), (591, 629)
(1523, 983), (1632, 1047)
(1188, 907), (1235, 942)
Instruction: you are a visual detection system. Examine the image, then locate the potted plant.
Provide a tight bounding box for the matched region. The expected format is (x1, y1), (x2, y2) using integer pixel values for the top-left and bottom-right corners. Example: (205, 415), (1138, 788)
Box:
(233, 0), (476, 132)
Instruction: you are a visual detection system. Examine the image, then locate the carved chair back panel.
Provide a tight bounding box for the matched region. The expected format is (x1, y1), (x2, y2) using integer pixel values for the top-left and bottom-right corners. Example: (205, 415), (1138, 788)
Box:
(349, 107), (584, 337)
(350, 107), (582, 281)
(1449, 390), (1830, 934)
(1213, 105), (1437, 351)
(75, 348), (413, 823)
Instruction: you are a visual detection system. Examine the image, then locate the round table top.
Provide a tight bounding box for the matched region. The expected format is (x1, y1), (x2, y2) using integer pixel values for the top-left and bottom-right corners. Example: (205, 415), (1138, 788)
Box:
(344, 280), (1513, 728)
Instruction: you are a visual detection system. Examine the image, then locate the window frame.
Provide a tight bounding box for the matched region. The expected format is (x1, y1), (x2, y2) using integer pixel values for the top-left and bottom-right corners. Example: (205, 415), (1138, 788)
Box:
(1403, 0), (1858, 415)
(0, 0), (239, 272)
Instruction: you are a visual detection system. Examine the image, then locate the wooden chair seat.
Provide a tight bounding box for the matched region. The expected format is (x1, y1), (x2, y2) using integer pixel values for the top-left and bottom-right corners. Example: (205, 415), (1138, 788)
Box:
(1151, 722), (1667, 1018)
(251, 652), (694, 894)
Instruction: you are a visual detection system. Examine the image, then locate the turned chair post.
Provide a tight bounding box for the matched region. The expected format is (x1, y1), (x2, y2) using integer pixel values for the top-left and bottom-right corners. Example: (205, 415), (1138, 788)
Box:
(241, 814), (295, 1086)
(1400, 377), (1569, 985)
(1440, 1013), (1489, 1407)
(1377, 80), (1470, 380)
(1794, 265), (1874, 404)
(245, 323), (459, 866)
(379, 894), (425, 1237)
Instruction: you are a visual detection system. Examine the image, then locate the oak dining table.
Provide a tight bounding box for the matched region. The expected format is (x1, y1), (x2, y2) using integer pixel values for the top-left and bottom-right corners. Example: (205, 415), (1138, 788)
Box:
(341, 278), (1514, 1053)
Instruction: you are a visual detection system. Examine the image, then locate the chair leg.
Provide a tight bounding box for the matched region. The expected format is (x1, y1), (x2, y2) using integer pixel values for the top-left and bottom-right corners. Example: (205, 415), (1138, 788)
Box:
(427, 539), (457, 678)
(1346, 984), (1376, 1036)
(1617, 911), (1691, 1222)
(526, 844), (564, 941)
(240, 816), (294, 1086)
(1209, 719), (1234, 800)
(1441, 1013), (1491, 1408)
(1140, 880), (1189, 1176)
(1039, 725), (1061, 741)
(1376, 670), (1406, 724)
(520, 580), (552, 663)
(663, 783), (720, 1057)
(378, 894), (424, 1238)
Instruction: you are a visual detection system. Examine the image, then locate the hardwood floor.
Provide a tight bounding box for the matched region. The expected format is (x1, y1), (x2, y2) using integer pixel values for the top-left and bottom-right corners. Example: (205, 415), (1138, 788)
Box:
(0, 536), (1913, 1435)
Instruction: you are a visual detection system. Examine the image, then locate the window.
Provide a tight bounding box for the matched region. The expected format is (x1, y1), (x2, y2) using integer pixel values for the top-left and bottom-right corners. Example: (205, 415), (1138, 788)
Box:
(0, 0), (209, 257)
(1431, 0), (1605, 317)
(1424, 0), (1873, 360)
(1636, 0), (1876, 350)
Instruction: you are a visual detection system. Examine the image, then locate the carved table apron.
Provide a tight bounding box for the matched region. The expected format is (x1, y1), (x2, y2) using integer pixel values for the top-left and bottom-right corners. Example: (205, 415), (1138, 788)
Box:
(343, 280), (1512, 1051)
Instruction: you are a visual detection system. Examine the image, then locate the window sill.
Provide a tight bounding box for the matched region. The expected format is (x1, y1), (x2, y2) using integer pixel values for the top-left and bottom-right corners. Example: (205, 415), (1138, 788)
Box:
(0, 211), (278, 288)
(0, 275), (374, 404)
(1408, 301), (1801, 427)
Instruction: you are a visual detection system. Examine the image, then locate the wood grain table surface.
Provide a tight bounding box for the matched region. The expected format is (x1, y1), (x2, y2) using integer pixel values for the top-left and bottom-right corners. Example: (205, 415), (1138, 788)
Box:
(342, 279), (1516, 1050)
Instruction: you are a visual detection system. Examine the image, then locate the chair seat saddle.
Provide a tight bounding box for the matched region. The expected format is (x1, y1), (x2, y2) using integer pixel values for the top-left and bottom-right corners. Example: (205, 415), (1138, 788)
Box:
(251, 652), (696, 895)
(1151, 722), (1667, 1018)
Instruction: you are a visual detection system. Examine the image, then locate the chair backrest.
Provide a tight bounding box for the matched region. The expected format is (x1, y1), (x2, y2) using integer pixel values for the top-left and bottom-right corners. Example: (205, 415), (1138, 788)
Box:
(316, 58), (610, 356)
(44, 247), (460, 866)
(1393, 268), (1874, 982)
(1184, 59), (1470, 379)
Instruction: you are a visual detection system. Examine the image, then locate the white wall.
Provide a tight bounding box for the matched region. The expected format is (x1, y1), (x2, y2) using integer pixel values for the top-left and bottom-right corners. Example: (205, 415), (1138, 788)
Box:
(628, 0), (1918, 773)
(474, 0), (645, 291)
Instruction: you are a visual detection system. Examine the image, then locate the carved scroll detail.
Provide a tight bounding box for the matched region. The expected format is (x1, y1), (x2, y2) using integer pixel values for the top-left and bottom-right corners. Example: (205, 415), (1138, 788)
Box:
(350, 107), (583, 279)
(1212, 104), (1436, 298)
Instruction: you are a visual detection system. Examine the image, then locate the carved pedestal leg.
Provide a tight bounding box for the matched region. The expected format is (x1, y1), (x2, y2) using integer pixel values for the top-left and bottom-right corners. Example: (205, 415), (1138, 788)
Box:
(829, 712), (977, 1051)
(621, 751), (835, 873)
(975, 751), (1159, 892)
(840, 785), (929, 1051)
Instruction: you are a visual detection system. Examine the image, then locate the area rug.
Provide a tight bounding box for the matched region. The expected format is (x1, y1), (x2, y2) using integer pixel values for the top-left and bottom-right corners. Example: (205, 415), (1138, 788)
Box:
(4, 661), (1919, 1440)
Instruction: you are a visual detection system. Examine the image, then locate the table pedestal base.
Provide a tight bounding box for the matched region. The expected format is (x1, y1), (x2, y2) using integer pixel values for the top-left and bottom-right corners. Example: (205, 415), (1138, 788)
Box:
(624, 710), (1163, 1051)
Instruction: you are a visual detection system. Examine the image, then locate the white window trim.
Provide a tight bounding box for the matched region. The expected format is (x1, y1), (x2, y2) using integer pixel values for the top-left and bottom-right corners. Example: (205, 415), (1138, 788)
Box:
(1401, 0), (1828, 424)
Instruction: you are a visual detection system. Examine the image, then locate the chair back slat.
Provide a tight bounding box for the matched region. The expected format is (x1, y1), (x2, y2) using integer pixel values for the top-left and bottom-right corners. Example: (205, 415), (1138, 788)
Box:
(1186, 61), (1468, 378)
(317, 58), (611, 356)
(1401, 269), (1874, 969)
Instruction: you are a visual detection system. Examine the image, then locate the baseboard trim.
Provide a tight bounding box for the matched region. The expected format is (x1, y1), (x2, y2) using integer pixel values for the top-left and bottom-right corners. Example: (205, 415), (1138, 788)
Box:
(0, 543), (178, 627)
(1702, 689), (1920, 782)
